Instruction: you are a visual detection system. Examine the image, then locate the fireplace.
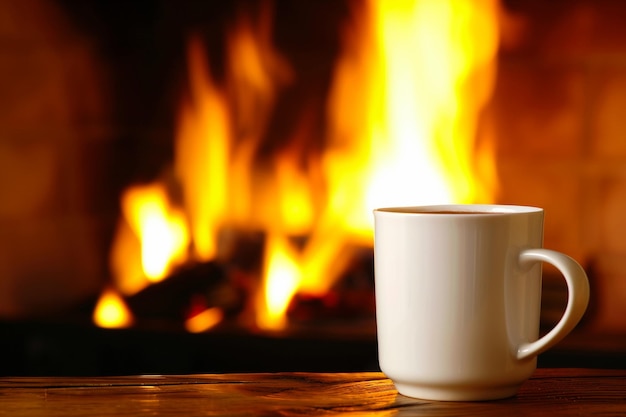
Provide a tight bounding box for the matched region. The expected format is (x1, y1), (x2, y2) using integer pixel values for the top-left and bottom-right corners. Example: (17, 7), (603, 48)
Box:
(1, 0), (626, 375)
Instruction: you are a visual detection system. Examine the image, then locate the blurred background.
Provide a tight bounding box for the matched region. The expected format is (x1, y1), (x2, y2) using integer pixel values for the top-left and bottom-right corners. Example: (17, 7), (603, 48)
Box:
(1, 0), (625, 375)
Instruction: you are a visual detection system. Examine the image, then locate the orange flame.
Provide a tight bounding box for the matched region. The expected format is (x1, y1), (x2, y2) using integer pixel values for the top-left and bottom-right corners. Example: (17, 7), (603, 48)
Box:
(175, 36), (230, 262)
(256, 233), (302, 330)
(93, 288), (134, 329)
(102, 0), (500, 332)
(326, 0), (500, 233)
(258, 0), (501, 321)
(185, 307), (224, 333)
(109, 183), (190, 296)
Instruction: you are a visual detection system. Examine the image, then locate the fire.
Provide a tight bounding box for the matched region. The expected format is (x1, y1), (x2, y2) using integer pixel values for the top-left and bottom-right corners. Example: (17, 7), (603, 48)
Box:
(100, 0), (500, 332)
(175, 36), (230, 262)
(109, 183), (190, 296)
(325, 0), (500, 235)
(93, 288), (134, 329)
(257, 233), (302, 330)
(185, 307), (224, 333)
(263, 0), (501, 307)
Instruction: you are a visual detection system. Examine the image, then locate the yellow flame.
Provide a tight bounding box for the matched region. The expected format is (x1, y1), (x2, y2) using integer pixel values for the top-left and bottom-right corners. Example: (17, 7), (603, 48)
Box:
(176, 36), (230, 262)
(224, 9), (293, 231)
(109, 218), (145, 295)
(276, 0), (500, 301)
(93, 288), (134, 329)
(326, 0), (500, 238)
(104, 1), (500, 332)
(257, 234), (301, 330)
(122, 183), (189, 282)
(109, 183), (190, 296)
(185, 307), (224, 333)
(275, 155), (315, 234)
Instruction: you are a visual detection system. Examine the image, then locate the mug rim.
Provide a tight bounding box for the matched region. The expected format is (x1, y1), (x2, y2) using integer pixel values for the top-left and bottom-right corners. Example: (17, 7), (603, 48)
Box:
(373, 204), (543, 215)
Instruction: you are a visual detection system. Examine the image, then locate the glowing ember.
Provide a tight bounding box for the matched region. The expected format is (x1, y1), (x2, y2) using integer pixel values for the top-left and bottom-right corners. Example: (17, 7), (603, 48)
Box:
(185, 307), (224, 333)
(93, 288), (134, 329)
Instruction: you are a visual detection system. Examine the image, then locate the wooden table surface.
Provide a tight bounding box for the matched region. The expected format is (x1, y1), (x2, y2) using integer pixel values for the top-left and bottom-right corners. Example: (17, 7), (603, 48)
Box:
(0, 368), (625, 416)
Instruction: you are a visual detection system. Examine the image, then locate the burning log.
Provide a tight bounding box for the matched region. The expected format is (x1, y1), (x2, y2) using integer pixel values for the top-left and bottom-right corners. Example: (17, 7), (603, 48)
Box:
(125, 261), (243, 328)
(287, 246), (375, 323)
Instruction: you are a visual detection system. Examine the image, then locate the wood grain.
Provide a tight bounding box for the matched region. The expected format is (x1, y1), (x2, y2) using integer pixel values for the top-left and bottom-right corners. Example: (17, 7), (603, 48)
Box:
(0, 369), (625, 416)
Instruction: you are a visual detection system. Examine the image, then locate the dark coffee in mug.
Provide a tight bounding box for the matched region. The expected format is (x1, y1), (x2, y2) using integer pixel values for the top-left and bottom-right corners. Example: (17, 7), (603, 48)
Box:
(422, 211), (502, 214)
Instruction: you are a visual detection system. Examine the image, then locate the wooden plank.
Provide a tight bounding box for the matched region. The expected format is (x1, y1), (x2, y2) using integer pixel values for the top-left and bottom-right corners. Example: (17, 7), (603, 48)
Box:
(0, 369), (625, 416)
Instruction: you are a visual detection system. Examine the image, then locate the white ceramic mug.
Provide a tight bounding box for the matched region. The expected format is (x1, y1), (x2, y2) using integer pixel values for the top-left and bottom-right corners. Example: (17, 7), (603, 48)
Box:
(373, 204), (590, 401)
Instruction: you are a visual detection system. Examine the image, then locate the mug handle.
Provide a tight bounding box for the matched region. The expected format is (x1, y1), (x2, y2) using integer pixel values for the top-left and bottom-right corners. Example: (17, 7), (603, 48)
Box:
(516, 248), (590, 361)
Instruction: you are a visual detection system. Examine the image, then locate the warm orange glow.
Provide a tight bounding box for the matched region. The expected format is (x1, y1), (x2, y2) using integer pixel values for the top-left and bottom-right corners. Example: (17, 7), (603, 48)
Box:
(93, 288), (134, 329)
(126, 185), (188, 281)
(103, 0), (499, 332)
(296, 0), (500, 298)
(109, 219), (145, 296)
(175, 36), (230, 262)
(110, 183), (190, 295)
(274, 155), (315, 234)
(256, 234), (302, 330)
(224, 8), (293, 232)
(185, 307), (224, 333)
(325, 0), (500, 238)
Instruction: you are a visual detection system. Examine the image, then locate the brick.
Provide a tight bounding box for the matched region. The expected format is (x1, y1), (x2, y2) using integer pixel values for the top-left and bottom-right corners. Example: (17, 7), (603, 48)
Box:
(588, 68), (626, 158)
(495, 158), (584, 261)
(597, 178), (626, 254)
(491, 60), (585, 158)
